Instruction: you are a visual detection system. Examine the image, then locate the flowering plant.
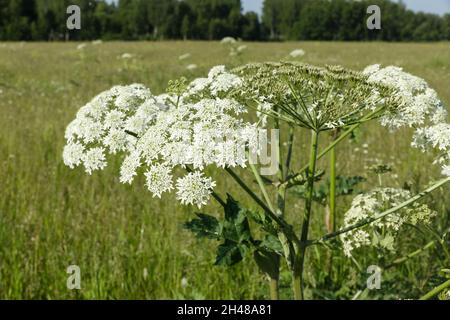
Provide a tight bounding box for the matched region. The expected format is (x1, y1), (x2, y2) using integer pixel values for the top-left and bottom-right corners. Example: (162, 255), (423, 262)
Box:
(63, 62), (449, 299)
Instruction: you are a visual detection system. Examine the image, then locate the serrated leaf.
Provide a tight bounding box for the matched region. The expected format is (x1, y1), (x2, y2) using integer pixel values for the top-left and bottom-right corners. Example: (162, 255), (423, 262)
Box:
(215, 241), (245, 266)
(260, 234), (283, 255)
(221, 194), (252, 243)
(184, 213), (221, 240)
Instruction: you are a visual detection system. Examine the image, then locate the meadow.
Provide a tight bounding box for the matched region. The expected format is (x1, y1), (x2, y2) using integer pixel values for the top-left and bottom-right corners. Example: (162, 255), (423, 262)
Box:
(0, 41), (449, 299)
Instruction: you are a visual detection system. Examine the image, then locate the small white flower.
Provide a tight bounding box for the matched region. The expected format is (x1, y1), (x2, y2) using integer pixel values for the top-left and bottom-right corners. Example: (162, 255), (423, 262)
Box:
(186, 64), (198, 71)
(77, 43), (87, 50)
(237, 45), (247, 53)
(176, 172), (216, 208)
(187, 78), (210, 95)
(120, 53), (133, 59)
(181, 277), (188, 288)
(104, 128), (128, 154)
(104, 110), (125, 129)
(63, 143), (85, 168)
(120, 151), (141, 184)
(210, 73), (242, 96)
(144, 164), (174, 198)
(362, 64), (381, 76)
(82, 147), (107, 174)
(208, 65), (227, 79)
(289, 49), (305, 58)
(220, 37), (236, 44)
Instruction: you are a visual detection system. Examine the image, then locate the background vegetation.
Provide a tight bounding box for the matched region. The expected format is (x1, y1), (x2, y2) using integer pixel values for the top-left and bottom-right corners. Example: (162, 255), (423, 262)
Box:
(0, 41), (449, 299)
(1, 0), (450, 41)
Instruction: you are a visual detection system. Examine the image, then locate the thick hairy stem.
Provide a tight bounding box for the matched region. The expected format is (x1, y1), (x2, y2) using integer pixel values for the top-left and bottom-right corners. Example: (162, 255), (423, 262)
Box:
(295, 130), (320, 300)
(309, 177), (450, 246)
(326, 141), (337, 277)
(270, 278), (280, 300)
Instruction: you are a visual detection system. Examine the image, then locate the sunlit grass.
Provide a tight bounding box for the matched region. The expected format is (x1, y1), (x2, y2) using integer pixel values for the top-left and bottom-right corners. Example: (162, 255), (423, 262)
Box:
(0, 41), (448, 299)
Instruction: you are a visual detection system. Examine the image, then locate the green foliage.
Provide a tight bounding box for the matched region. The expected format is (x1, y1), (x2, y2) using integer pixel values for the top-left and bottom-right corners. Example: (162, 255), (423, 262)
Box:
(1, 0), (449, 41)
(0, 0), (261, 41)
(184, 195), (254, 267)
(262, 0), (450, 41)
(184, 213), (222, 240)
(184, 195), (284, 276)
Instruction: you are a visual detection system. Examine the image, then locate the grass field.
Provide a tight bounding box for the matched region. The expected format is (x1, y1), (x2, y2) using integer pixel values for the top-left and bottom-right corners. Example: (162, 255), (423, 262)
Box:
(0, 41), (449, 299)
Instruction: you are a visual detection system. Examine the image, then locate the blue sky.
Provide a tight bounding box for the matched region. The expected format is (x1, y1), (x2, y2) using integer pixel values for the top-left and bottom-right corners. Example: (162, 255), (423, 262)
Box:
(242, 0), (450, 16)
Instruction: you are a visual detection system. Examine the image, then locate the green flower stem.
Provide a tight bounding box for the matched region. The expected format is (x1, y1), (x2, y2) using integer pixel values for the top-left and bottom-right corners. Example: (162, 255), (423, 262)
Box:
(309, 177), (450, 246)
(327, 141), (337, 278)
(329, 146), (336, 232)
(294, 130), (320, 300)
(284, 126), (295, 181)
(419, 278), (450, 300)
(283, 106), (385, 188)
(250, 163), (275, 213)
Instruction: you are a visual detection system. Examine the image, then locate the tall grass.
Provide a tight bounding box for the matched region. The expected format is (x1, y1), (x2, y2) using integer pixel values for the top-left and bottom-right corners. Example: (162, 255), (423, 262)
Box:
(0, 41), (448, 299)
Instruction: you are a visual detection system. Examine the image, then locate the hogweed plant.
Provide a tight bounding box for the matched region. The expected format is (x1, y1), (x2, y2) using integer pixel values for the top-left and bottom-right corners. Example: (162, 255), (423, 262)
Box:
(63, 62), (450, 300)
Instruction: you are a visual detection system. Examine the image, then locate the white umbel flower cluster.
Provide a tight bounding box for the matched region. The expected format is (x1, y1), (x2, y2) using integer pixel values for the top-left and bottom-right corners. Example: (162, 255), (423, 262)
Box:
(363, 65), (447, 129)
(63, 66), (257, 208)
(63, 84), (156, 174)
(341, 188), (435, 257)
(363, 64), (449, 178)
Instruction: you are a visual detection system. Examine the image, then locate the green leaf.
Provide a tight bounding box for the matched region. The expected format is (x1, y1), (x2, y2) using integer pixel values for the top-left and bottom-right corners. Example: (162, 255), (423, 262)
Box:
(244, 209), (278, 236)
(215, 241), (245, 266)
(183, 213), (221, 240)
(254, 249), (280, 279)
(260, 234), (283, 255)
(221, 194), (252, 243)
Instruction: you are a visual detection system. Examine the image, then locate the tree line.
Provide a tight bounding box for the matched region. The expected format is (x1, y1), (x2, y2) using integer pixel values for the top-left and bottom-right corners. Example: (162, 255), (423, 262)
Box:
(0, 0), (449, 41)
